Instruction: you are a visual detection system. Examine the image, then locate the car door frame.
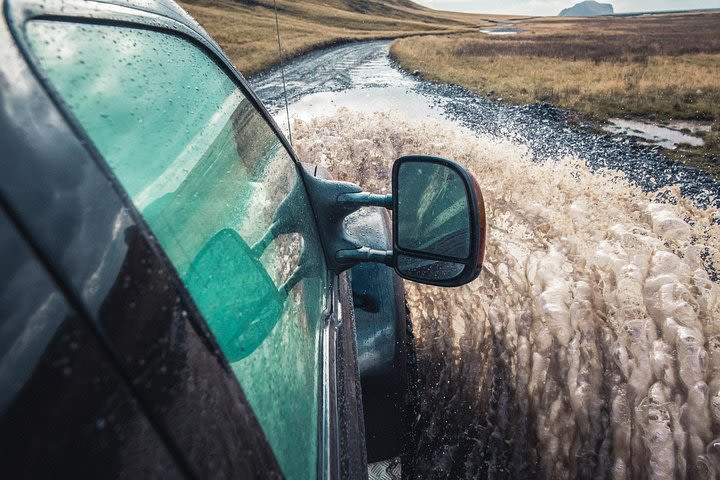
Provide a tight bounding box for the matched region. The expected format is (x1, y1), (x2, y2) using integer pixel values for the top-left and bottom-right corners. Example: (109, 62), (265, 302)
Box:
(1, 0), (365, 476)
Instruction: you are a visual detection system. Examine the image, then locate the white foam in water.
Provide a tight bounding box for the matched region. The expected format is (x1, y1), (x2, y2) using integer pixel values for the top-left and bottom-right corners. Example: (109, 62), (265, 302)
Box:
(293, 110), (720, 479)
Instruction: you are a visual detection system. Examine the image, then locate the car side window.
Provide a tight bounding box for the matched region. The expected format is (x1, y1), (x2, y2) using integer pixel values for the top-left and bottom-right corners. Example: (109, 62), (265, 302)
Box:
(26, 20), (325, 479)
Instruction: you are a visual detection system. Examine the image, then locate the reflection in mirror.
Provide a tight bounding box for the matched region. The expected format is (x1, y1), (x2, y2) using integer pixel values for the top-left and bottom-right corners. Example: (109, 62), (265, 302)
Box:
(396, 254), (465, 282)
(396, 161), (470, 259)
(185, 229), (284, 361)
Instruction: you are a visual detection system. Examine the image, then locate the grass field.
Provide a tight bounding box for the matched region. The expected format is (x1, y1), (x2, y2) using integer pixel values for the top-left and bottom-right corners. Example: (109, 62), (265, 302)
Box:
(177, 0), (516, 76)
(390, 12), (720, 174)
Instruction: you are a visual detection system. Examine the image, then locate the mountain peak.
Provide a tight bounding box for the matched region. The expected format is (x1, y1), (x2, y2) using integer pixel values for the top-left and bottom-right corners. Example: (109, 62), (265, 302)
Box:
(559, 1), (614, 17)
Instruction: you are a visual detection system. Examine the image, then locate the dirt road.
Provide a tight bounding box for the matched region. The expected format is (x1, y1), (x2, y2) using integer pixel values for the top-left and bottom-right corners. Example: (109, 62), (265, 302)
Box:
(251, 40), (719, 208)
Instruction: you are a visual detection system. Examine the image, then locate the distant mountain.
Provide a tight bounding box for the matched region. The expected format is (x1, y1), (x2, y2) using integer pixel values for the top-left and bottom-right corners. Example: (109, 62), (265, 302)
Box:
(559, 1), (614, 16)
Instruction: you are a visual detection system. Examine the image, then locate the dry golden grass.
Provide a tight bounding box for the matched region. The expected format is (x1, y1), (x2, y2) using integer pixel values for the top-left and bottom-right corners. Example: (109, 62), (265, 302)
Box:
(391, 12), (720, 172)
(177, 0), (518, 76)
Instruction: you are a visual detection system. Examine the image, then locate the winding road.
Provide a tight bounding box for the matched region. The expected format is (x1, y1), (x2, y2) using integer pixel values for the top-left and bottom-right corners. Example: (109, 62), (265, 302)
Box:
(251, 40), (719, 208)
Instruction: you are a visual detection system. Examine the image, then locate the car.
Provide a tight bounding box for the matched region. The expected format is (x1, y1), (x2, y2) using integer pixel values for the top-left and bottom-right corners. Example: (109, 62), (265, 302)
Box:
(0, 0), (487, 478)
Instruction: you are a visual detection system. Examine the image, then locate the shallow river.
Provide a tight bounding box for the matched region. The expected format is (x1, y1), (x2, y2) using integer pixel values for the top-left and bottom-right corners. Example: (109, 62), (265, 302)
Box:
(252, 41), (720, 479)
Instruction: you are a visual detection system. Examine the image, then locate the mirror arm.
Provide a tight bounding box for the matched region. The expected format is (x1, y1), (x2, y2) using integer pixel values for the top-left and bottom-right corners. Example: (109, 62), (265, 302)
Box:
(280, 266), (303, 298)
(336, 192), (392, 210)
(251, 222), (278, 257)
(335, 247), (393, 267)
(301, 172), (394, 274)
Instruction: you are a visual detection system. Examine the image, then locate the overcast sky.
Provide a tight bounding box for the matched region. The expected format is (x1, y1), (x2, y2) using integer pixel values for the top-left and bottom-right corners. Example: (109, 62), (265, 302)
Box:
(414, 0), (720, 16)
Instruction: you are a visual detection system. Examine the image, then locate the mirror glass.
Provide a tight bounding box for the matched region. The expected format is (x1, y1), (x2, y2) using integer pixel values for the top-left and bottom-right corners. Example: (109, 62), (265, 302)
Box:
(185, 229), (284, 361)
(396, 160), (471, 259)
(396, 254), (466, 282)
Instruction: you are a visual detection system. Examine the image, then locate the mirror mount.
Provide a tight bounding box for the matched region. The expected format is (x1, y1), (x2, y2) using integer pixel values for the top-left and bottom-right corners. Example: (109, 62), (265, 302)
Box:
(300, 155), (486, 286)
(301, 172), (393, 274)
(335, 246), (393, 266)
(336, 192), (392, 209)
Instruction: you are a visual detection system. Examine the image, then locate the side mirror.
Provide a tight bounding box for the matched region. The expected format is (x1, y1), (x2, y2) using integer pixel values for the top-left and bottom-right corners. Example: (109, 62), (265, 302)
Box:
(300, 155), (486, 286)
(392, 155), (486, 286)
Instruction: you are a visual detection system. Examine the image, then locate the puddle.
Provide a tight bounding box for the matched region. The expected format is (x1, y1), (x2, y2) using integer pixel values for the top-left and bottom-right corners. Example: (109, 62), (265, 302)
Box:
(602, 118), (707, 149)
(347, 54), (413, 88)
(479, 28), (520, 35)
(480, 22), (521, 35)
(665, 120), (713, 134)
(280, 87), (441, 123)
(265, 43), (475, 138)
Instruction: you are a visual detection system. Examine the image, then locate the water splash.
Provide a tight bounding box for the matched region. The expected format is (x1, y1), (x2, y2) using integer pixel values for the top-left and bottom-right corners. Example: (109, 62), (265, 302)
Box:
(293, 110), (720, 479)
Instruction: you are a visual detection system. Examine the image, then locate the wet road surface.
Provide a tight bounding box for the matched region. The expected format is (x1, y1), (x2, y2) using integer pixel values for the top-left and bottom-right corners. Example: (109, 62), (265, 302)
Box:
(251, 40), (719, 208)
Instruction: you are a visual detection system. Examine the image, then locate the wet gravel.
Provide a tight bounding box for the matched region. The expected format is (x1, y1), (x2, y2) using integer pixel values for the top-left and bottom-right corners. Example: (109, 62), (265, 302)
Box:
(250, 40), (393, 107)
(251, 40), (719, 209)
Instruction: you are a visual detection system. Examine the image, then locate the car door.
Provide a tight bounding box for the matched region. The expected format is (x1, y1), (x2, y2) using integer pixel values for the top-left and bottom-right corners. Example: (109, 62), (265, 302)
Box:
(0, 205), (188, 479)
(3, 1), (340, 478)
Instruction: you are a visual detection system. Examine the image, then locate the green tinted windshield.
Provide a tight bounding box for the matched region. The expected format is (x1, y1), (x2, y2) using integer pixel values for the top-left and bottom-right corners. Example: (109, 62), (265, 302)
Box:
(27, 21), (326, 479)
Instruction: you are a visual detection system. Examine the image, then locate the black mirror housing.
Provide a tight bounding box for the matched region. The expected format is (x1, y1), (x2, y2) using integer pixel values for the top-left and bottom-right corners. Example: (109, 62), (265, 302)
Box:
(391, 155), (486, 287)
(300, 156), (485, 287)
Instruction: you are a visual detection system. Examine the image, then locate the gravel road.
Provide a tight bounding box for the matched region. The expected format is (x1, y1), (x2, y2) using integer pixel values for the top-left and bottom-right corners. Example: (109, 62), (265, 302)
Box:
(251, 40), (719, 208)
